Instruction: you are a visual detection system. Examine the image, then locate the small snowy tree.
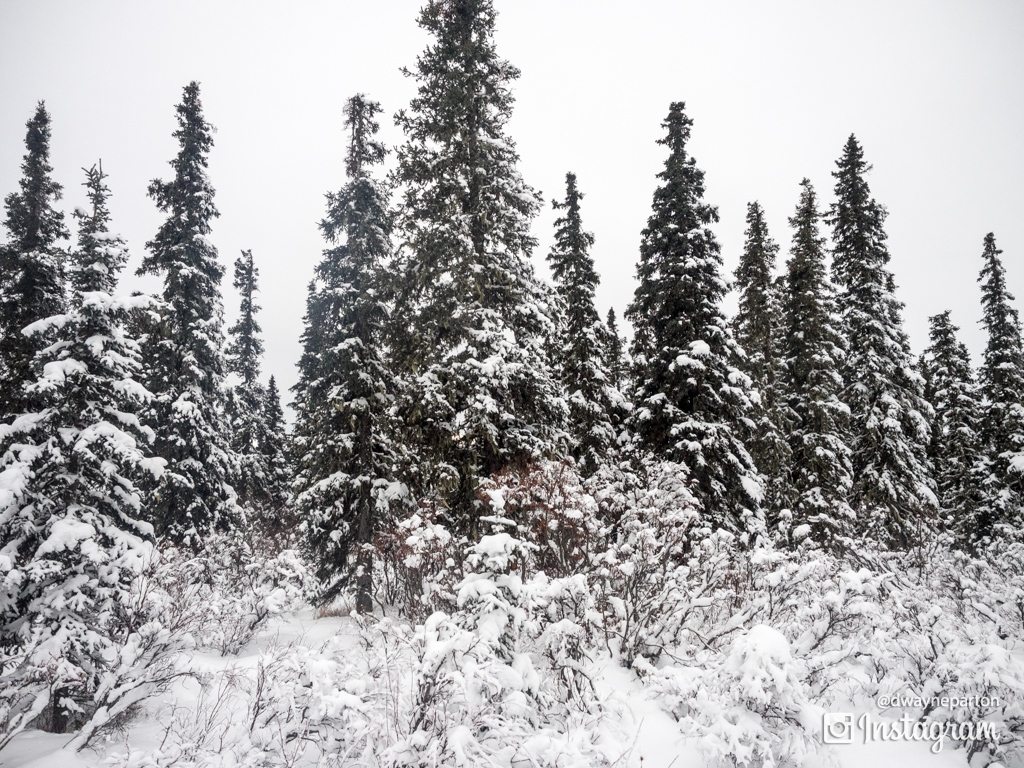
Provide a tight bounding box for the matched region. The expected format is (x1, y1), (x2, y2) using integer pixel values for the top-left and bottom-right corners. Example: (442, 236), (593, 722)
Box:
(292, 94), (404, 611)
(0, 164), (162, 736)
(626, 102), (763, 534)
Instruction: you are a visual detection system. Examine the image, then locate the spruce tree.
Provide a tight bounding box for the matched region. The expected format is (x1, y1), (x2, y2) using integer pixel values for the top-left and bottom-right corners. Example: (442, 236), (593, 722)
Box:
(225, 249), (275, 514)
(0, 165), (159, 732)
(779, 179), (854, 545)
(137, 82), (237, 544)
(547, 172), (626, 475)
(393, 0), (564, 535)
(261, 374), (291, 526)
(976, 233), (1024, 541)
(292, 95), (402, 610)
(604, 307), (628, 392)
(626, 102), (763, 534)
(829, 135), (935, 547)
(732, 201), (789, 514)
(0, 103), (68, 417)
(920, 310), (985, 542)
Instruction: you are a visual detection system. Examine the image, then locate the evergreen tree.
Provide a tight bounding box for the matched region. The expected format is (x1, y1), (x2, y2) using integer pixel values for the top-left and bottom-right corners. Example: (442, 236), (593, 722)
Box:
(626, 102), (763, 534)
(261, 374), (291, 526)
(829, 135), (935, 547)
(0, 103), (68, 417)
(0, 165), (159, 732)
(732, 201), (790, 514)
(547, 172), (626, 475)
(919, 310), (985, 542)
(976, 233), (1024, 541)
(292, 95), (403, 610)
(779, 179), (853, 545)
(393, 0), (565, 536)
(137, 82), (237, 544)
(604, 307), (628, 392)
(225, 249), (276, 514)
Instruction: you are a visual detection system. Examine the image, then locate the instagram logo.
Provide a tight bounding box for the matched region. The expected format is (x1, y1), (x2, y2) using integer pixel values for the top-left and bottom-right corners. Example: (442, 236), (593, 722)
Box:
(822, 713), (855, 744)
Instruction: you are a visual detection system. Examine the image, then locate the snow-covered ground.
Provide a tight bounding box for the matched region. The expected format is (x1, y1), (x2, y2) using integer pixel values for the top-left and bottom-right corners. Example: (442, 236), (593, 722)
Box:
(1, 608), (977, 768)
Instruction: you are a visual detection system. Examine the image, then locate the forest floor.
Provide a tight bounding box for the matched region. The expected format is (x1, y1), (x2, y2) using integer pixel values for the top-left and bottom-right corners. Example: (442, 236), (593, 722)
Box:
(0, 608), (976, 768)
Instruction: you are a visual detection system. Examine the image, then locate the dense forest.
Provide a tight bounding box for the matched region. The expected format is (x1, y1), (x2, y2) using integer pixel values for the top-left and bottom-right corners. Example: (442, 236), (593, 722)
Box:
(1, 1), (1022, 767)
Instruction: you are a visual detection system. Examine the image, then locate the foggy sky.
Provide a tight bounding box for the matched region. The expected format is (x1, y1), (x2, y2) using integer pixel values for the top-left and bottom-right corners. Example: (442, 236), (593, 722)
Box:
(1, 0), (1022, 408)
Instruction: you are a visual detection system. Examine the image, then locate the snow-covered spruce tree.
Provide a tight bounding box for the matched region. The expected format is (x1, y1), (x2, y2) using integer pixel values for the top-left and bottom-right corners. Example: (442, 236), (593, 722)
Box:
(0, 164), (160, 735)
(393, 0), (565, 536)
(732, 201), (790, 516)
(779, 179), (854, 546)
(920, 310), (985, 543)
(976, 233), (1024, 542)
(225, 249), (279, 517)
(547, 172), (627, 475)
(292, 95), (403, 611)
(260, 374), (291, 529)
(625, 102), (763, 534)
(137, 81), (238, 544)
(829, 135), (935, 547)
(604, 307), (628, 393)
(0, 103), (68, 418)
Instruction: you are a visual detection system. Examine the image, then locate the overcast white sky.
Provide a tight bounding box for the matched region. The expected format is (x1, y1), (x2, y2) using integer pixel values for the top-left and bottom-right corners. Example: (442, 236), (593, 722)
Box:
(2, 0), (1023, 407)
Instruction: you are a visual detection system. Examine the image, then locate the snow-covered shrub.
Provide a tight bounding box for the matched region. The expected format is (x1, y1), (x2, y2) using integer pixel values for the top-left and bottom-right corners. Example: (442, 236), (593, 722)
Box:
(483, 461), (603, 579)
(389, 529), (614, 767)
(647, 624), (819, 768)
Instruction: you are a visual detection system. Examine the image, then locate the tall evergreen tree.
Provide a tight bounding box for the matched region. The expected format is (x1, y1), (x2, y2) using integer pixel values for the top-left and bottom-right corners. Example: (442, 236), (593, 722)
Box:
(225, 249), (277, 513)
(919, 310), (985, 542)
(0, 103), (68, 417)
(0, 165), (159, 732)
(137, 82), (237, 544)
(732, 201), (789, 513)
(393, 0), (564, 534)
(976, 233), (1024, 541)
(547, 172), (626, 475)
(261, 374), (291, 525)
(779, 179), (853, 545)
(292, 95), (402, 610)
(626, 102), (763, 534)
(829, 135), (935, 547)
(604, 307), (628, 392)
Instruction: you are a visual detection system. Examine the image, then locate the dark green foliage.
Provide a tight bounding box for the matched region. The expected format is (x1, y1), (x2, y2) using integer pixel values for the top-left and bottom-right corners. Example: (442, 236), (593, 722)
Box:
(393, 0), (564, 534)
(732, 201), (790, 515)
(920, 310), (985, 543)
(0, 103), (68, 416)
(547, 172), (626, 475)
(626, 102), (763, 534)
(779, 179), (853, 545)
(976, 233), (1024, 541)
(829, 135), (935, 547)
(293, 95), (403, 610)
(137, 82), (238, 544)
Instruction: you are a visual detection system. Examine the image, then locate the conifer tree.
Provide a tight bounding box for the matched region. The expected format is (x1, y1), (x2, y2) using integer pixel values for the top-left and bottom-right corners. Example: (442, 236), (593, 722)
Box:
(920, 310), (985, 541)
(829, 135), (935, 547)
(0, 165), (159, 732)
(604, 307), (628, 392)
(626, 102), (763, 534)
(137, 82), (237, 543)
(976, 233), (1024, 541)
(393, 0), (565, 535)
(0, 103), (68, 417)
(261, 374), (291, 525)
(732, 201), (789, 513)
(292, 95), (402, 610)
(547, 172), (626, 475)
(225, 249), (276, 514)
(779, 179), (853, 544)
